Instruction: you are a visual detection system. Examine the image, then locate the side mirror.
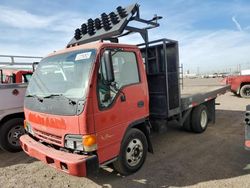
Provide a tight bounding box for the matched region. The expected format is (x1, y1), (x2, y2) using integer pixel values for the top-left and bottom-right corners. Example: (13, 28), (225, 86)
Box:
(32, 62), (39, 72)
(103, 50), (115, 83)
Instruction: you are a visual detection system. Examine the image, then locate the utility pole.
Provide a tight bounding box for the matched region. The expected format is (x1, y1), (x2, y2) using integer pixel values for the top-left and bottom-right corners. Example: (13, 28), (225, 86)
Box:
(197, 66), (200, 76)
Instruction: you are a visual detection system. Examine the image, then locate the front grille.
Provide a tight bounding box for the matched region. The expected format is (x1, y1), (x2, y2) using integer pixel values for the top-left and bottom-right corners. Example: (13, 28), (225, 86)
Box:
(33, 128), (62, 145)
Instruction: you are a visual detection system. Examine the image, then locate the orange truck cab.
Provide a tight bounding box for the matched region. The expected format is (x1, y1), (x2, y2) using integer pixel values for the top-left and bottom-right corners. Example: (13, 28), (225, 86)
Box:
(20, 4), (230, 177)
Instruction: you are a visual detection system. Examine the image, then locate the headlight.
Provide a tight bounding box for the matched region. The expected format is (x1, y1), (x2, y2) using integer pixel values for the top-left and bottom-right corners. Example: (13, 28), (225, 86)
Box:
(64, 134), (97, 152)
(24, 120), (34, 135)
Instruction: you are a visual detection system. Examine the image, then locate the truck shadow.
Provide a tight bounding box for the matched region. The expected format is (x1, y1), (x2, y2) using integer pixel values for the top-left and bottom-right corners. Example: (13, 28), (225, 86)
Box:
(0, 149), (36, 168)
(90, 109), (250, 187)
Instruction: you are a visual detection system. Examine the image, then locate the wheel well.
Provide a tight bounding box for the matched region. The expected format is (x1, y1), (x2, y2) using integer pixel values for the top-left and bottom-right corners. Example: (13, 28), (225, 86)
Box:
(0, 113), (24, 126)
(132, 122), (148, 136)
(240, 82), (250, 89)
(128, 119), (153, 153)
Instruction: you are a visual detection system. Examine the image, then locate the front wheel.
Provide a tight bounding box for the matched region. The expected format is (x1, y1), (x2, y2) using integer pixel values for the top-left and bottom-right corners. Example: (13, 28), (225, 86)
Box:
(0, 118), (25, 152)
(240, 85), (250, 98)
(113, 128), (148, 175)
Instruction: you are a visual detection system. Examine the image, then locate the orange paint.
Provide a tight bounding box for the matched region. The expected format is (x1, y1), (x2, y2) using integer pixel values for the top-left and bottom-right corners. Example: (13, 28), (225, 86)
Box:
(28, 112), (66, 130)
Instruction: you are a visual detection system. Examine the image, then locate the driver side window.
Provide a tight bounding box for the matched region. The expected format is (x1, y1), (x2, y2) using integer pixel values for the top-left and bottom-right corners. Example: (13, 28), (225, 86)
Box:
(98, 51), (140, 109)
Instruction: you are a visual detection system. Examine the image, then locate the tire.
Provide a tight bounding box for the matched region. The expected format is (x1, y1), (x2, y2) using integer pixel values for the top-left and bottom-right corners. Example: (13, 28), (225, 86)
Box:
(113, 128), (148, 175)
(0, 118), (25, 152)
(191, 105), (208, 133)
(240, 85), (250, 98)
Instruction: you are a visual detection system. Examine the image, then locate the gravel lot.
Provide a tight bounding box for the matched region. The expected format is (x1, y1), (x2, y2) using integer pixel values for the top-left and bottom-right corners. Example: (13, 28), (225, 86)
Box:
(0, 78), (250, 188)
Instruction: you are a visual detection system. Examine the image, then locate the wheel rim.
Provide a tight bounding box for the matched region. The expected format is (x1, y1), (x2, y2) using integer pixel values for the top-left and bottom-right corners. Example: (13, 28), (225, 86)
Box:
(200, 110), (208, 129)
(7, 125), (25, 147)
(125, 138), (143, 167)
(243, 87), (250, 96)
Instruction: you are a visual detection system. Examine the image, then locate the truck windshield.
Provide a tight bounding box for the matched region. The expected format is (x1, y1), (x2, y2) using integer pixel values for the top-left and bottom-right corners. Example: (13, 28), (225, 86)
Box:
(26, 49), (96, 99)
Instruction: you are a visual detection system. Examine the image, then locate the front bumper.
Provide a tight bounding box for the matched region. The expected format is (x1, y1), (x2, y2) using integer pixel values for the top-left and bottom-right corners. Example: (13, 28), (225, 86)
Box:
(20, 134), (98, 177)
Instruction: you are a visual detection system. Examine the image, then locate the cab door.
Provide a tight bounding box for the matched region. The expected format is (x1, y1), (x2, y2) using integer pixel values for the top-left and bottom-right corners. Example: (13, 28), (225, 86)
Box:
(93, 48), (148, 163)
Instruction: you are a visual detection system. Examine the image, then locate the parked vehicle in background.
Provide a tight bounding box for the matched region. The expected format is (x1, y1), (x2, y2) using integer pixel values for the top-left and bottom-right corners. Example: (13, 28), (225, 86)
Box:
(223, 75), (250, 98)
(0, 55), (41, 152)
(20, 4), (229, 177)
(241, 69), (250, 76)
(1, 69), (33, 84)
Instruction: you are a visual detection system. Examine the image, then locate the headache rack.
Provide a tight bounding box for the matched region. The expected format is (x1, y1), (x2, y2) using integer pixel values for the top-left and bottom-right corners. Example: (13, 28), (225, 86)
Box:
(138, 39), (181, 118)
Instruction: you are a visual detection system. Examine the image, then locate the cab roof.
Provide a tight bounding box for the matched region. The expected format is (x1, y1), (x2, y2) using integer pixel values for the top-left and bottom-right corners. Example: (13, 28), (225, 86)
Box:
(47, 41), (138, 57)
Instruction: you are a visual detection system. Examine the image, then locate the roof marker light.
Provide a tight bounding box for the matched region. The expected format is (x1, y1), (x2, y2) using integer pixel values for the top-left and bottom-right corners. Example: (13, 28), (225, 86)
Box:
(81, 23), (87, 35)
(116, 6), (127, 18)
(87, 18), (95, 35)
(109, 12), (119, 25)
(101, 13), (111, 31)
(94, 18), (102, 30)
(74, 28), (82, 40)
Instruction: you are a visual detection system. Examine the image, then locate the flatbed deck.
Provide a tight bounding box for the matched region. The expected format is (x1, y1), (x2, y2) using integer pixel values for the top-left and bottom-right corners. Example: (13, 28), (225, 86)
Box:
(181, 84), (228, 97)
(181, 84), (230, 111)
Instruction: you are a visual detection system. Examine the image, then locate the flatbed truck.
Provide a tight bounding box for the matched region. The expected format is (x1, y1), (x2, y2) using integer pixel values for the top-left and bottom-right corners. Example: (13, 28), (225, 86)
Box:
(20, 4), (230, 176)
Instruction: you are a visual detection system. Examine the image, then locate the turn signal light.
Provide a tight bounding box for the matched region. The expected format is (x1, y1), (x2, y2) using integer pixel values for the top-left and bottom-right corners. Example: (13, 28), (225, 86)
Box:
(23, 120), (27, 130)
(83, 135), (96, 147)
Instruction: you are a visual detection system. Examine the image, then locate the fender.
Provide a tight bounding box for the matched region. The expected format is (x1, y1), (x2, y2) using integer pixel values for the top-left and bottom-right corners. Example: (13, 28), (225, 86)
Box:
(124, 117), (153, 153)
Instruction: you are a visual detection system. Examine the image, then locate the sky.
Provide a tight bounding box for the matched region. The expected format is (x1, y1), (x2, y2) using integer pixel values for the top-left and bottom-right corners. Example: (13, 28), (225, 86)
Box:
(0, 0), (250, 73)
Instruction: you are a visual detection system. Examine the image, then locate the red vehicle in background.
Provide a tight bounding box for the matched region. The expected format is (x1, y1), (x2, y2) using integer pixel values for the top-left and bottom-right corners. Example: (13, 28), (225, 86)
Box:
(0, 69), (33, 84)
(223, 75), (250, 98)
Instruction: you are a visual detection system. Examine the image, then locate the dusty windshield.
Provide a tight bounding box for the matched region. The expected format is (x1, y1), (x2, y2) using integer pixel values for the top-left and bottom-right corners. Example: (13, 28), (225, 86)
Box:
(26, 49), (96, 99)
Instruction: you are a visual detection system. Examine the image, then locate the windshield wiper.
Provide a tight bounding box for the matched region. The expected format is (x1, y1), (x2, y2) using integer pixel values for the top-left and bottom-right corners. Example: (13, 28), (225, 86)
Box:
(25, 94), (44, 102)
(43, 94), (76, 105)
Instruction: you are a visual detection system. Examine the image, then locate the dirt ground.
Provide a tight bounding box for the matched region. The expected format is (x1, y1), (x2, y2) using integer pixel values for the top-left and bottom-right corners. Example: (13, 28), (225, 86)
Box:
(1, 78), (250, 188)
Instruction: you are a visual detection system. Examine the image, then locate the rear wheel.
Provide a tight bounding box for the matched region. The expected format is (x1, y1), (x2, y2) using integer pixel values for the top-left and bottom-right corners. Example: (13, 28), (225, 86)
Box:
(113, 129), (148, 175)
(0, 118), (25, 152)
(191, 105), (208, 133)
(240, 85), (250, 98)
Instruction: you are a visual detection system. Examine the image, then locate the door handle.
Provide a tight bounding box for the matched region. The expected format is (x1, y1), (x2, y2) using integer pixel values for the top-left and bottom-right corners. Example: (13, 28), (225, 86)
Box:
(137, 100), (144, 108)
(120, 94), (126, 102)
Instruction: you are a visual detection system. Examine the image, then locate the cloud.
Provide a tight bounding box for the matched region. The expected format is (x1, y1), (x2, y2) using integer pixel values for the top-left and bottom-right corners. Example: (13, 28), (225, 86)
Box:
(0, 5), (84, 33)
(0, 5), (87, 56)
(232, 16), (242, 31)
(179, 30), (250, 73)
(0, 5), (57, 29)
